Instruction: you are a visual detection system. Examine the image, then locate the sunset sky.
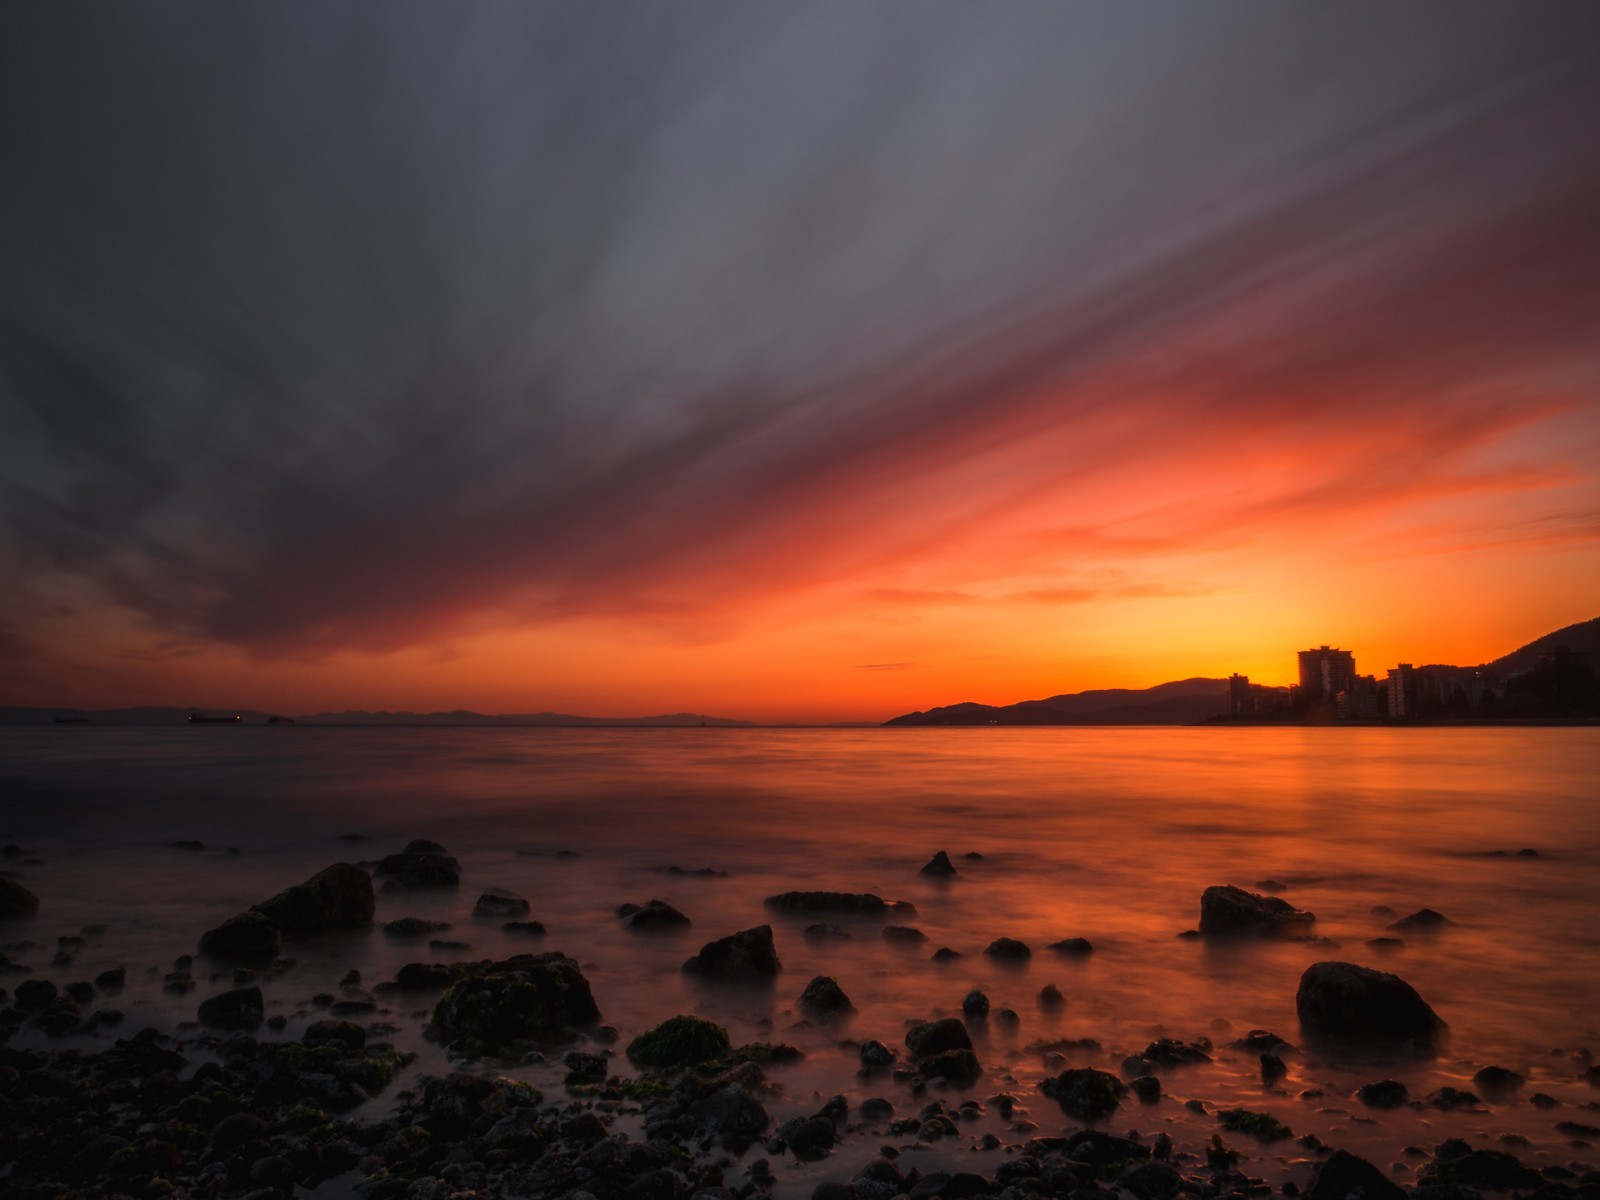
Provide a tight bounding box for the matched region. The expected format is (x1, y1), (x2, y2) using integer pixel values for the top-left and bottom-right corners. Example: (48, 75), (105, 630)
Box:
(2, 4), (1598, 723)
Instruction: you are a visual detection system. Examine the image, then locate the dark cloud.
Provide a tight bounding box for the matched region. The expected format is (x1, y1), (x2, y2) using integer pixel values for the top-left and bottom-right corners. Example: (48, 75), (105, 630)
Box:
(2, 3), (1598, 659)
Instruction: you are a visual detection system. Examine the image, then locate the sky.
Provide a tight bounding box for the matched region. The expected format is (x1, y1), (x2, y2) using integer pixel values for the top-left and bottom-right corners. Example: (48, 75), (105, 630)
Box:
(2, 4), (1598, 723)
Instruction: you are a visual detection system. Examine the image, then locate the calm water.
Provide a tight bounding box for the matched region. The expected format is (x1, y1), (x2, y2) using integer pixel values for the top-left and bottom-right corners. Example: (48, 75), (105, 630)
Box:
(2, 726), (1597, 1190)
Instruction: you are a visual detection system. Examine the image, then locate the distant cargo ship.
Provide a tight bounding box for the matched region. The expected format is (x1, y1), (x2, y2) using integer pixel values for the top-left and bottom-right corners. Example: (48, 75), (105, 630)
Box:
(186, 712), (241, 724)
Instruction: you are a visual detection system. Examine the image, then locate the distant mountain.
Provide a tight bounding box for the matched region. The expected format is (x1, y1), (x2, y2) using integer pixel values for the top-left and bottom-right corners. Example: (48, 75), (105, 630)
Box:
(1480, 617), (1600, 677)
(0, 706), (755, 727)
(885, 677), (1230, 726)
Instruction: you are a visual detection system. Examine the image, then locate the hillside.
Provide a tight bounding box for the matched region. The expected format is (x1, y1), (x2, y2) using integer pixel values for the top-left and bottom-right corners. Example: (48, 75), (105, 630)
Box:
(884, 677), (1229, 726)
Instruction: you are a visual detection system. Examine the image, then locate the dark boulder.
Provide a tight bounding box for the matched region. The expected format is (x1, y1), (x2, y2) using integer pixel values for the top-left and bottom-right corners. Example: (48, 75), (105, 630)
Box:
(883, 924), (928, 942)
(692, 1080), (769, 1151)
(503, 920), (546, 935)
(95, 966), (126, 990)
(1420, 1141), (1541, 1190)
(1042, 1067), (1127, 1121)
(1039, 983), (1066, 1009)
(1200, 885), (1315, 937)
(918, 1047), (982, 1081)
(197, 985), (264, 1030)
(683, 924), (781, 981)
(963, 989), (989, 1017)
(984, 937), (1031, 959)
(1063, 1128), (1148, 1167)
(1142, 1037), (1212, 1068)
(384, 917), (451, 938)
(0, 876), (39, 917)
(860, 1039), (896, 1067)
(783, 1114), (836, 1160)
(797, 975), (853, 1018)
(198, 911), (282, 962)
(920, 851), (957, 877)
(473, 889), (530, 917)
(14, 978), (57, 1011)
(1306, 1150), (1407, 1200)
(304, 1018), (365, 1049)
(404, 838), (448, 854)
(431, 952), (599, 1054)
(1048, 937), (1094, 955)
(906, 1017), (973, 1060)
(1389, 908), (1456, 931)
(618, 899), (691, 931)
(252, 862), (374, 932)
(805, 922), (851, 941)
(1357, 1079), (1409, 1108)
(930, 946), (963, 961)
(765, 891), (892, 916)
(1473, 1065), (1525, 1100)
(375, 849), (460, 889)
(1296, 961), (1447, 1053)
(627, 1014), (732, 1069)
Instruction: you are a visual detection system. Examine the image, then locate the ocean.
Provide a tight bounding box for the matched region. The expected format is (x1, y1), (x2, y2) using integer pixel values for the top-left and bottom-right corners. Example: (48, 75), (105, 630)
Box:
(2, 725), (1597, 1192)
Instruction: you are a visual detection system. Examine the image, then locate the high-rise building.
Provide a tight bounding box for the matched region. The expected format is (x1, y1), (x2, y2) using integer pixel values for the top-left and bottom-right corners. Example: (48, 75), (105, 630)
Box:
(1226, 673), (1254, 716)
(1387, 663), (1418, 718)
(1298, 645), (1356, 703)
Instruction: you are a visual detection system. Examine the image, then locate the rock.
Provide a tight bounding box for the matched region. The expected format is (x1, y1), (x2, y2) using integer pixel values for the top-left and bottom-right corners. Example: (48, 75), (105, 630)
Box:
(683, 925), (781, 981)
(1388, 908), (1456, 931)
(883, 924), (927, 942)
(431, 952), (600, 1053)
(1426, 1086), (1480, 1110)
(1295, 961), (1447, 1052)
(764, 891), (894, 916)
(783, 1114), (835, 1159)
(198, 911), (283, 962)
(197, 985), (264, 1030)
(1042, 1067), (1127, 1121)
(504, 919), (546, 935)
(930, 946), (963, 961)
(692, 1081), (769, 1151)
(1356, 1081), (1408, 1107)
(94, 966), (126, 990)
(0, 876), (39, 916)
(1130, 1074), (1162, 1103)
(618, 899), (691, 931)
(907, 1017), (973, 1059)
(1142, 1037), (1212, 1068)
(628, 1014), (732, 1069)
(984, 937), (1031, 959)
(384, 917), (452, 938)
(920, 851), (957, 877)
(1199, 885), (1315, 937)
(252, 862), (375, 931)
(14, 978), (57, 1010)
(1261, 1052), (1287, 1084)
(919, 1047), (982, 1081)
(375, 848), (460, 889)
(1217, 1107), (1294, 1140)
(1063, 1128), (1148, 1167)
(1048, 937), (1094, 955)
(1420, 1142), (1541, 1190)
(962, 989), (989, 1017)
(860, 1039), (896, 1067)
(1123, 1161), (1183, 1200)
(805, 922), (851, 941)
(797, 975), (853, 1018)
(473, 889), (530, 917)
(1305, 1150), (1407, 1200)
(405, 838), (448, 853)
(304, 1018), (366, 1048)
(1473, 1065), (1525, 1099)
(1039, 983), (1066, 1009)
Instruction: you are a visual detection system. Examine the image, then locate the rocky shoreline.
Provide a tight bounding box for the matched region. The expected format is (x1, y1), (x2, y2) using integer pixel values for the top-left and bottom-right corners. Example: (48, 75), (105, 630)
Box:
(3, 844), (1598, 1200)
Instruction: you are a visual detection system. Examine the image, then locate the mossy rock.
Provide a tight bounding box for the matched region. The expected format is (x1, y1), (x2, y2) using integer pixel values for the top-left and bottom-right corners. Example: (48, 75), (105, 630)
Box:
(1217, 1108), (1294, 1141)
(626, 1014), (733, 1070)
(431, 953), (600, 1055)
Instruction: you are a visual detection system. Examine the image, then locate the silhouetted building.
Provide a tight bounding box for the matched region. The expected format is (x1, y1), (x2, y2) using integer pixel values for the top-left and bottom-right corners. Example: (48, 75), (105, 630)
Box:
(1336, 674), (1384, 720)
(1298, 645), (1356, 703)
(1226, 673), (1254, 716)
(1387, 663), (1419, 718)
